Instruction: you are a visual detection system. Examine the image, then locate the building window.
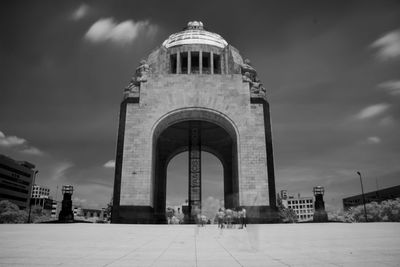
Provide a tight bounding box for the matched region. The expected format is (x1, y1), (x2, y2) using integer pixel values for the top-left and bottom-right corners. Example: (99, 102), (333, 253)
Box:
(213, 54), (221, 74)
(181, 52), (188, 74)
(191, 52), (200, 74)
(202, 52), (211, 74)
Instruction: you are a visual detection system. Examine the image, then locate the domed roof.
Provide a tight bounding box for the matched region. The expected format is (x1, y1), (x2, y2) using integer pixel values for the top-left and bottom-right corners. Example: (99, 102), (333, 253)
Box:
(162, 21), (228, 49)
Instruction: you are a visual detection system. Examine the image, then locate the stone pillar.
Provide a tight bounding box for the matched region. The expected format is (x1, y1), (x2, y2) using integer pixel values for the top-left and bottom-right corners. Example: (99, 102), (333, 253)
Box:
(210, 52), (214, 74)
(188, 122), (201, 223)
(58, 185), (74, 223)
(177, 52), (181, 74)
(188, 51), (191, 74)
(199, 51), (203, 74)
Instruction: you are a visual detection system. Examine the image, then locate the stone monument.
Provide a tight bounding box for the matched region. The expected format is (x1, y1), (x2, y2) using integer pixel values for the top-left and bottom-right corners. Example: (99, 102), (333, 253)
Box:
(58, 185), (74, 223)
(313, 186), (328, 222)
(112, 21), (277, 223)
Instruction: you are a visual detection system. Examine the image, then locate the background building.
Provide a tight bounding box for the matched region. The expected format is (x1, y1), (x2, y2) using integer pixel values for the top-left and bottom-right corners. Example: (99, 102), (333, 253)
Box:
(51, 200), (60, 218)
(343, 185), (400, 209)
(281, 191), (314, 222)
(31, 184), (50, 207)
(0, 154), (36, 209)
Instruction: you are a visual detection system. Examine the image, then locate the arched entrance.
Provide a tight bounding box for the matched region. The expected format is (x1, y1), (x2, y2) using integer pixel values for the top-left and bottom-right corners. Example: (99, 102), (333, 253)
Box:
(151, 109), (239, 223)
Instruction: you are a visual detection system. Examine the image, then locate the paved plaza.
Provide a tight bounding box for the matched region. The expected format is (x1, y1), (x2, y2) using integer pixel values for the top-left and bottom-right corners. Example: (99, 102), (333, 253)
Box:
(0, 223), (399, 266)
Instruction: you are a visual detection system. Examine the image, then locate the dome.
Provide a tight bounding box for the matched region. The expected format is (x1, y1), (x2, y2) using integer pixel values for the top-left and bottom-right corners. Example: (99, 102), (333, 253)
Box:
(162, 21), (228, 49)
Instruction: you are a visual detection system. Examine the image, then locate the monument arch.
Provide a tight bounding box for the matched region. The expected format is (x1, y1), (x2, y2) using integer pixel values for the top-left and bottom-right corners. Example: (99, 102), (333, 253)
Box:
(112, 21), (277, 223)
(151, 109), (240, 223)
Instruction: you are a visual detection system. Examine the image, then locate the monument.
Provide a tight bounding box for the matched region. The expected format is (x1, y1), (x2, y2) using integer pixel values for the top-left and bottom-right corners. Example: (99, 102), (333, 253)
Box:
(313, 186), (328, 222)
(58, 185), (74, 223)
(112, 21), (277, 223)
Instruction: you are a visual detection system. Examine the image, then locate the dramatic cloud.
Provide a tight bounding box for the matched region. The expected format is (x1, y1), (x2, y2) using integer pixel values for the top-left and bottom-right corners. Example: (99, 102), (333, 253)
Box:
(20, 146), (44, 156)
(84, 18), (157, 45)
(371, 29), (400, 60)
(0, 130), (45, 156)
(51, 162), (73, 180)
(367, 136), (381, 144)
(379, 80), (400, 96)
(103, 160), (115, 168)
(73, 197), (87, 207)
(379, 116), (395, 126)
(0, 131), (26, 147)
(71, 4), (90, 21)
(355, 103), (390, 120)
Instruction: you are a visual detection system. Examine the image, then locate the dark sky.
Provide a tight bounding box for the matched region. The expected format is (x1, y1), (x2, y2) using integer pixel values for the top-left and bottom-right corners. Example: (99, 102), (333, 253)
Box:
(1, 0), (399, 212)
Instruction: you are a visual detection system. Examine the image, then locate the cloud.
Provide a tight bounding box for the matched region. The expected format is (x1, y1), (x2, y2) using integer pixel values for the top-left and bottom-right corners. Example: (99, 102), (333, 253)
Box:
(71, 4), (90, 21)
(202, 196), (223, 220)
(73, 197), (87, 207)
(367, 136), (381, 144)
(378, 80), (400, 95)
(379, 116), (395, 126)
(84, 18), (157, 45)
(0, 130), (45, 156)
(371, 29), (400, 60)
(0, 131), (26, 147)
(355, 103), (390, 119)
(20, 146), (44, 156)
(103, 160), (115, 168)
(51, 162), (73, 180)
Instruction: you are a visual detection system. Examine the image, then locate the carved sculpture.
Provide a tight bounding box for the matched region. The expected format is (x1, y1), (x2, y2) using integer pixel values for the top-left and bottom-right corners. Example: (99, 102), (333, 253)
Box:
(124, 60), (151, 99)
(241, 59), (267, 99)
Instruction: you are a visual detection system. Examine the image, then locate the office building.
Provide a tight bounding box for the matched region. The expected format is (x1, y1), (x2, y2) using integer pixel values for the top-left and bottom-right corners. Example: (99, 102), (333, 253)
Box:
(0, 154), (36, 209)
(281, 191), (314, 222)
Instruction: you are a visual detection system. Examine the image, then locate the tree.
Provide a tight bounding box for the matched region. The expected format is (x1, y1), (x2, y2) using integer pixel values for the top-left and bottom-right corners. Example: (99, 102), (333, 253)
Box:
(166, 207), (175, 223)
(343, 198), (400, 222)
(0, 200), (27, 224)
(29, 205), (52, 223)
(280, 208), (298, 223)
(276, 194), (298, 223)
(105, 197), (113, 222)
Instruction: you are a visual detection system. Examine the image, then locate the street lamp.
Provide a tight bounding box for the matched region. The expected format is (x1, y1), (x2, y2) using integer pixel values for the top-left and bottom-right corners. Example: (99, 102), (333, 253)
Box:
(356, 171), (368, 222)
(28, 170), (39, 223)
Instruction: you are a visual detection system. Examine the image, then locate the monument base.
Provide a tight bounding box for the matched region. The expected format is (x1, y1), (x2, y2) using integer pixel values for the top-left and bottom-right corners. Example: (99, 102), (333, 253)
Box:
(112, 205), (157, 224)
(112, 205), (280, 224)
(313, 210), (328, 222)
(241, 206), (280, 223)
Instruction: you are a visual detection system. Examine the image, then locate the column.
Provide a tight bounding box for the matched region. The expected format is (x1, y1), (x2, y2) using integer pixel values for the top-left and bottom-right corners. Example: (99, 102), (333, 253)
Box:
(210, 52), (214, 74)
(188, 122), (201, 222)
(188, 51), (191, 74)
(177, 52), (181, 74)
(199, 51), (203, 74)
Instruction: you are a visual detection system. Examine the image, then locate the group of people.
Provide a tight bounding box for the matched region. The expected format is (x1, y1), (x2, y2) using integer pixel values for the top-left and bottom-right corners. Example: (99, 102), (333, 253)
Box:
(216, 207), (247, 229)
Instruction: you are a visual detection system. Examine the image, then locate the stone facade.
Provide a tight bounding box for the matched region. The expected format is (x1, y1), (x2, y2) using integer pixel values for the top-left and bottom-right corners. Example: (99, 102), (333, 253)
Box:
(112, 22), (277, 223)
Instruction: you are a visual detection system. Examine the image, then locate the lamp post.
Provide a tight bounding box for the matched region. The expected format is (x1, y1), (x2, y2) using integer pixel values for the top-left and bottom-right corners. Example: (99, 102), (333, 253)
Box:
(356, 171), (368, 222)
(28, 170), (39, 223)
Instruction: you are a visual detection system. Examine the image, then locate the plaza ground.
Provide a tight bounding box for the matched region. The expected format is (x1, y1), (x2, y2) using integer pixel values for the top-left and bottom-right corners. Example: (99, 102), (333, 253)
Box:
(0, 223), (399, 266)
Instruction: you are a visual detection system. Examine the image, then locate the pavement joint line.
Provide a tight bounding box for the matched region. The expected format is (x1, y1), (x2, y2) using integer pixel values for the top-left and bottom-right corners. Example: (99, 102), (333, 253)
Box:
(149, 230), (183, 267)
(213, 229), (244, 267)
(194, 227), (198, 267)
(101, 238), (156, 267)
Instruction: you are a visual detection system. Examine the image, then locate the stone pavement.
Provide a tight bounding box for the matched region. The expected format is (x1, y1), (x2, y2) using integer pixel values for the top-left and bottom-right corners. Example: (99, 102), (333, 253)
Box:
(0, 223), (399, 266)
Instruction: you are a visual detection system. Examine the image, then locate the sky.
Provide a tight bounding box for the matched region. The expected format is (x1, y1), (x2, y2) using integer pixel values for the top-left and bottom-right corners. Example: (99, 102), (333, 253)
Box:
(1, 0), (400, 213)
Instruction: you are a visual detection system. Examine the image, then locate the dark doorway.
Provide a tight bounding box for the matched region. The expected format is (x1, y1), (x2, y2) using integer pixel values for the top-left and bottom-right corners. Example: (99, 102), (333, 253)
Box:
(153, 120), (238, 223)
